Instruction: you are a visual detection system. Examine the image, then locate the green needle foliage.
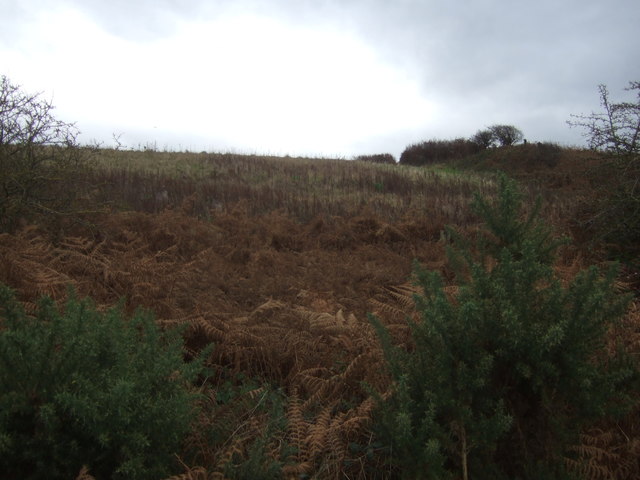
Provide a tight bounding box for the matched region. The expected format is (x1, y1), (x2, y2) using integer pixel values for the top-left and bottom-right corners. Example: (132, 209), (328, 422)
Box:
(371, 174), (637, 480)
(0, 286), (207, 480)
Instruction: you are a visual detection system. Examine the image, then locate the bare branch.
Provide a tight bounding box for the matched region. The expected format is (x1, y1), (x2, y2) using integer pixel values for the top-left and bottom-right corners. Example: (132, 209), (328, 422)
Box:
(568, 81), (640, 155)
(0, 75), (90, 232)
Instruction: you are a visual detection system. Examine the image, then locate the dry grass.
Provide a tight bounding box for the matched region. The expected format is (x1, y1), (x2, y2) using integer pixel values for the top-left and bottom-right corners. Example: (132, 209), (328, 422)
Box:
(88, 148), (495, 223)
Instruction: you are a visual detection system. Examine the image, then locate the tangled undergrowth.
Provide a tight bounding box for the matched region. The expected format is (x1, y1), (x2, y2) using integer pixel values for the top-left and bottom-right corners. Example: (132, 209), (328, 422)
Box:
(0, 205), (446, 478)
(1, 151), (639, 479)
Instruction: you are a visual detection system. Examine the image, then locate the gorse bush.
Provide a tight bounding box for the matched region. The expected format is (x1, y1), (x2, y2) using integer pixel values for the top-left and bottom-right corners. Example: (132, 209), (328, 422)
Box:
(0, 285), (207, 480)
(528, 141), (562, 167)
(371, 174), (637, 479)
(399, 138), (481, 166)
(354, 153), (397, 164)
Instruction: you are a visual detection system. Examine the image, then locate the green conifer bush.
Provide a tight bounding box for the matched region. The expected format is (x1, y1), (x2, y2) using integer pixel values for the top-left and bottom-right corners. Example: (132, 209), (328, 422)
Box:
(0, 286), (206, 480)
(371, 174), (637, 479)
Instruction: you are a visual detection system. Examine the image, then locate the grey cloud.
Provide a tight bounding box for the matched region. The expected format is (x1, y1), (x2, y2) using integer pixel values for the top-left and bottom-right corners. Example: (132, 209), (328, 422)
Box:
(231, 0), (639, 144)
(351, 1), (639, 143)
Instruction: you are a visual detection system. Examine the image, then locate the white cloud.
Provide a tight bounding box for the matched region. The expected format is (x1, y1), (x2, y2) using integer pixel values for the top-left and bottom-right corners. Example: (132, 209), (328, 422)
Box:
(1, 6), (434, 155)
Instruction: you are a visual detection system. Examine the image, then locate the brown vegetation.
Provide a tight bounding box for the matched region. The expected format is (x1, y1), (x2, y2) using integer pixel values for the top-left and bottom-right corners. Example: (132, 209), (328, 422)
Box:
(2, 147), (639, 479)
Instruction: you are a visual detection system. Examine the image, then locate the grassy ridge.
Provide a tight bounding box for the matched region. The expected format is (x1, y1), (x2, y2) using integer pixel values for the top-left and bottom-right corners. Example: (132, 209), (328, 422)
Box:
(88, 145), (606, 248)
(90, 148), (496, 224)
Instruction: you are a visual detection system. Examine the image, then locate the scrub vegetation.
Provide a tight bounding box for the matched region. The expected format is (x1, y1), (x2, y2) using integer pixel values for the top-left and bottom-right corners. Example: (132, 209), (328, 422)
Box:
(1, 77), (640, 479)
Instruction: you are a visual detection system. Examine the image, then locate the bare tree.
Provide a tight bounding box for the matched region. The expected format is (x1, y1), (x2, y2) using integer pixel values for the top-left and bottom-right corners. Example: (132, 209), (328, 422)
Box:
(0, 75), (90, 231)
(488, 124), (523, 147)
(568, 81), (640, 155)
(568, 81), (640, 253)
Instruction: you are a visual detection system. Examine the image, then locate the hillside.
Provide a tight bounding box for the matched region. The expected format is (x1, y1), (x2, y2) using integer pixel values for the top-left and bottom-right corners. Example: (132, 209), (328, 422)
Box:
(1, 146), (639, 479)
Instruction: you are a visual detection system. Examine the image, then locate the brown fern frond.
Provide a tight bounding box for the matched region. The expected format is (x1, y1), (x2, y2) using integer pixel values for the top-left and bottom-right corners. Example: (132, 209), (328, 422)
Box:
(369, 298), (407, 321)
(354, 396), (376, 418)
(369, 283), (419, 324)
(216, 434), (249, 473)
(301, 387), (337, 413)
(19, 301), (39, 315)
(74, 465), (96, 480)
(387, 283), (418, 309)
(245, 386), (268, 401)
(294, 369), (337, 406)
(307, 404), (334, 460)
(304, 310), (344, 332)
(286, 389), (308, 461)
(58, 235), (96, 251)
(342, 352), (377, 383)
(249, 298), (287, 322)
(163, 466), (209, 480)
(334, 399), (374, 439)
(568, 443), (618, 464)
(564, 456), (613, 480)
(346, 311), (359, 328)
(187, 315), (229, 343)
(322, 330), (353, 353)
(297, 367), (332, 380)
(565, 427), (639, 480)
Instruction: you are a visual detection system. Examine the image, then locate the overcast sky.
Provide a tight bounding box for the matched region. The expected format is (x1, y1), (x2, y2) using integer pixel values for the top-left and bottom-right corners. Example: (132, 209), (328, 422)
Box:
(1, 0), (639, 159)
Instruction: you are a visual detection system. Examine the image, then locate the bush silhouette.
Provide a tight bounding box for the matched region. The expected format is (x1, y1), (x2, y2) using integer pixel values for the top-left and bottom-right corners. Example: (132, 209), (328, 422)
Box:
(354, 153), (397, 164)
(399, 138), (481, 166)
